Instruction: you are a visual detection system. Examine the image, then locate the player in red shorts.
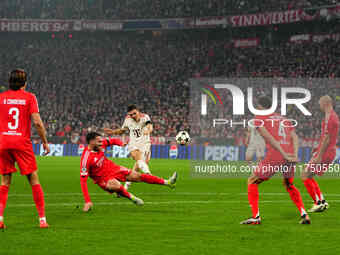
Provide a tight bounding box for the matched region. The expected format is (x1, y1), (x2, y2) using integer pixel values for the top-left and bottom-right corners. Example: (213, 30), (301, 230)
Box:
(80, 132), (177, 211)
(302, 95), (339, 212)
(241, 96), (310, 225)
(0, 69), (50, 229)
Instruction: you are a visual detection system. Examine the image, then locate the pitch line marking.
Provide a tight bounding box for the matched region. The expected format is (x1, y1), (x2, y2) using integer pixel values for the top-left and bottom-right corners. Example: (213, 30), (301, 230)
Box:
(6, 199), (340, 208)
(7, 192), (340, 197)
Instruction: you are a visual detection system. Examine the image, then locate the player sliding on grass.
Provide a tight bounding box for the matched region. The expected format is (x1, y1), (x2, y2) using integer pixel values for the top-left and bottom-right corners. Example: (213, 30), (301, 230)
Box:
(104, 105), (153, 192)
(302, 95), (339, 212)
(80, 132), (177, 211)
(241, 96), (310, 225)
(0, 69), (50, 229)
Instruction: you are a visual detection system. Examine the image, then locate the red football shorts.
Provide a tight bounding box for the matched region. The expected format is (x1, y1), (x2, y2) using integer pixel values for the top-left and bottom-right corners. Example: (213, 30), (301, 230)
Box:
(97, 166), (131, 190)
(254, 156), (296, 180)
(0, 147), (37, 175)
(305, 150), (336, 176)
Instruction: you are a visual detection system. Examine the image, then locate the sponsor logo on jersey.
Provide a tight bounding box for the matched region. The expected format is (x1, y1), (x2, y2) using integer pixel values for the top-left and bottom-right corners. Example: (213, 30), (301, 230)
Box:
(6, 99), (26, 105)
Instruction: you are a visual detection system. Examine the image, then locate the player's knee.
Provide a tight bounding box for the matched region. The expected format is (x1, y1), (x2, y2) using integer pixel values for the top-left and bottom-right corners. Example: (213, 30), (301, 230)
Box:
(1, 179), (11, 186)
(106, 180), (121, 192)
(131, 150), (142, 161)
(248, 176), (258, 185)
(301, 171), (311, 182)
(27, 171), (40, 186)
(126, 171), (142, 182)
(283, 178), (294, 190)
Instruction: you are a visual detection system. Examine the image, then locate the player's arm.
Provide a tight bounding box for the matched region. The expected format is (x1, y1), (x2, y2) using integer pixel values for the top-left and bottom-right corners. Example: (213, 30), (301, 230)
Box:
(314, 116), (334, 162)
(103, 127), (128, 136)
(290, 129), (299, 162)
(257, 127), (290, 160)
(80, 166), (93, 212)
(245, 127), (250, 146)
(144, 121), (153, 136)
(102, 137), (124, 147)
(31, 113), (50, 155)
(315, 134), (330, 161)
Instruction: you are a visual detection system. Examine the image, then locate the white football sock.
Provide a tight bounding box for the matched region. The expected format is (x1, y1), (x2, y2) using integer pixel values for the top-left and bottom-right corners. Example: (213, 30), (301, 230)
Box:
(137, 160), (151, 174)
(124, 182), (131, 190)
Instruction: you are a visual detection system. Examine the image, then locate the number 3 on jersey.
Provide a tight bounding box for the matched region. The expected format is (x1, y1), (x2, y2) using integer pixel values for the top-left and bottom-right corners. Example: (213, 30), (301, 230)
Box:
(8, 107), (19, 130)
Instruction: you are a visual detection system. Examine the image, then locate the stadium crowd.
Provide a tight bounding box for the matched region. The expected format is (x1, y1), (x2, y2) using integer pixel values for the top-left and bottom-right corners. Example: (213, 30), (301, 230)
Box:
(0, 30), (339, 145)
(0, 0), (333, 20)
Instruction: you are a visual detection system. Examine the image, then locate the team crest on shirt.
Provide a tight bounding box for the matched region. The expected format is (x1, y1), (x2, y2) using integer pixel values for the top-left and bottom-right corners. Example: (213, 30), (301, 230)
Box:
(81, 167), (88, 176)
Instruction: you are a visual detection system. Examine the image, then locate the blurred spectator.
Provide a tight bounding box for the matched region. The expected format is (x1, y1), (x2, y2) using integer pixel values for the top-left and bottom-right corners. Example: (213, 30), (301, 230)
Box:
(0, 29), (339, 144)
(0, 0), (335, 20)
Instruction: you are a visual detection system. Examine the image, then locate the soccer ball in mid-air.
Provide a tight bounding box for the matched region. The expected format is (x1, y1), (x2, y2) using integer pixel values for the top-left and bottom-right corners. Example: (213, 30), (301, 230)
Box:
(176, 131), (191, 146)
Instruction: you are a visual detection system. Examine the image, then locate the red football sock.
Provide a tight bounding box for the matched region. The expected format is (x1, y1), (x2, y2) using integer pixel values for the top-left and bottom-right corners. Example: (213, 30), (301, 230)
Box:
(311, 178), (324, 202)
(0, 185), (9, 218)
(248, 184), (259, 218)
(31, 184), (46, 218)
(117, 185), (131, 199)
(140, 174), (165, 185)
(286, 180), (307, 216)
(303, 179), (317, 204)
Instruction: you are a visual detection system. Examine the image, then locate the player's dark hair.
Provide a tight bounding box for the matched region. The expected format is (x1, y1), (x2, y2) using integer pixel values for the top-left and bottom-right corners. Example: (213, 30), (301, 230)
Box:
(86, 132), (101, 144)
(258, 96), (272, 109)
(9, 69), (27, 91)
(127, 104), (138, 112)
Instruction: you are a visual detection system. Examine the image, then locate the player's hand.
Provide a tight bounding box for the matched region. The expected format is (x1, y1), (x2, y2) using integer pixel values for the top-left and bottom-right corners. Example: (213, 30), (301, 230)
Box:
(42, 143), (50, 156)
(103, 128), (114, 136)
(83, 202), (93, 212)
(284, 153), (297, 162)
(287, 154), (299, 163)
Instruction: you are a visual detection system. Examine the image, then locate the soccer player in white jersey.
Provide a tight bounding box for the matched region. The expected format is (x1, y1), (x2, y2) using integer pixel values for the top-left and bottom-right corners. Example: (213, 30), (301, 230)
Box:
(245, 126), (266, 164)
(104, 105), (152, 190)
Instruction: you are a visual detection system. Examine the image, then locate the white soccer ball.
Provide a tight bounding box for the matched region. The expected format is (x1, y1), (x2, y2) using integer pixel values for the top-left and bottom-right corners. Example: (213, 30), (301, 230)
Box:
(176, 131), (191, 146)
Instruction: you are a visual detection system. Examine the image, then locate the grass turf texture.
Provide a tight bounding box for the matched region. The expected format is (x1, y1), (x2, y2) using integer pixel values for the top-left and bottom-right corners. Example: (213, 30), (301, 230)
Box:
(1, 157), (340, 255)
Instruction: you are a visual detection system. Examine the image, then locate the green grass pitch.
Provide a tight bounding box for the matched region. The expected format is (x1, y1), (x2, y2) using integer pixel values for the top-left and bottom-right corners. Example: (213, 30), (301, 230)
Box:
(1, 157), (340, 255)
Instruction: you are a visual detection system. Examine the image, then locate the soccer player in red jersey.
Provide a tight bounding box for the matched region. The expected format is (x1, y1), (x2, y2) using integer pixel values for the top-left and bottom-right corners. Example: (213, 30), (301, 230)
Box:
(80, 132), (177, 211)
(241, 96), (310, 225)
(302, 95), (339, 212)
(0, 69), (50, 229)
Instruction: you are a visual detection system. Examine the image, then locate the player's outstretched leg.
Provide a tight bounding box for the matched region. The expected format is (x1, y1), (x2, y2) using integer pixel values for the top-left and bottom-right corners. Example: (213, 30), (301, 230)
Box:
(127, 171), (177, 189)
(240, 175), (262, 225)
(106, 179), (144, 206)
(0, 174), (11, 229)
(283, 178), (310, 224)
(27, 172), (48, 228)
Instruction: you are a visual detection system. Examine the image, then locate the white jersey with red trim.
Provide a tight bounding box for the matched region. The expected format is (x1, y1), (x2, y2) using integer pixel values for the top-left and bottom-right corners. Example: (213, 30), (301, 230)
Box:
(122, 113), (151, 146)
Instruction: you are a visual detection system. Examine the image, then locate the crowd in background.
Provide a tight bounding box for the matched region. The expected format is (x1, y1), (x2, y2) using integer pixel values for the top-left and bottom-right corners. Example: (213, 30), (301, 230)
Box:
(0, 29), (339, 145)
(0, 0), (335, 20)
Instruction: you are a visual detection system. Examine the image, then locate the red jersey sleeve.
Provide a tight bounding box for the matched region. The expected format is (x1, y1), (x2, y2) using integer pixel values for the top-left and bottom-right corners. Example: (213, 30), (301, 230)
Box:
(102, 137), (124, 148)
(29, 94), (39, 115)
(80, 150), (91, 203)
